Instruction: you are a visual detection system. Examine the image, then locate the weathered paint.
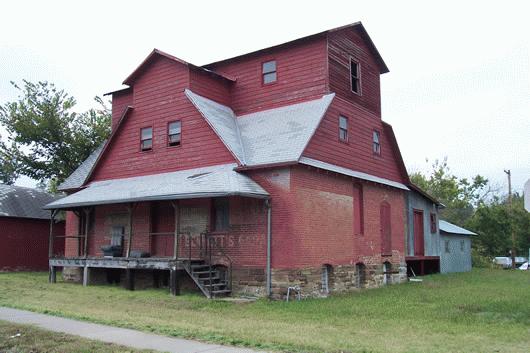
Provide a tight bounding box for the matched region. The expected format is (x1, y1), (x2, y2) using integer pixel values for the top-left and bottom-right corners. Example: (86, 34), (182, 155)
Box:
(439, 234), (472, 273)
(406, 190), (441, 257)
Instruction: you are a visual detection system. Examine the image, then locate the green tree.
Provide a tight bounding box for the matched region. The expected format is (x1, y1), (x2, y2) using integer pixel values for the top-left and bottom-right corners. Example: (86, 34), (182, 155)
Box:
(410, 158), (490, 225)
(0, 80), (110, 191)
(468, 194), (530, 258)
(0, 137), (18, 184)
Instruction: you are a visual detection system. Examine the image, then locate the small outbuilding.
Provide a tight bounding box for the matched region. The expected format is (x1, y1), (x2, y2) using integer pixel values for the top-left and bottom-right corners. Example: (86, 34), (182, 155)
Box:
(439, 220), (476, 273)
(0, 184), (64, 271)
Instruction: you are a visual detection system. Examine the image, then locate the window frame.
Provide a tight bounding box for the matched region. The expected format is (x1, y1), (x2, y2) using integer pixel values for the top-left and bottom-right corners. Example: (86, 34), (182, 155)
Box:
(430, 213), (437, 234)
(140, 126), (153, 152)
(339, 115), (349, 143)
(349, 57), (362, 95)
(167, 120), (182, 148)
(372, 130), (381, 156)
(211, 197), (230, 233)
(261, 59), (277, 85)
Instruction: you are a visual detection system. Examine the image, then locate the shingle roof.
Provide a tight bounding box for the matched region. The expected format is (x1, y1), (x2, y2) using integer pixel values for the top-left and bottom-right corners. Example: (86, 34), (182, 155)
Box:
(57, 143), (105, 191)
(45, 163), (269, 210)
(439, 220), (477, 236)
(185, 89), (334, 167)
(0, 184), (59, 220)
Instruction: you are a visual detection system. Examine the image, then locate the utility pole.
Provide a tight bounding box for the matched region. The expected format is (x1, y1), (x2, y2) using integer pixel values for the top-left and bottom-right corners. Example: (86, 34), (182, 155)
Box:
(504, 169), (516, 269)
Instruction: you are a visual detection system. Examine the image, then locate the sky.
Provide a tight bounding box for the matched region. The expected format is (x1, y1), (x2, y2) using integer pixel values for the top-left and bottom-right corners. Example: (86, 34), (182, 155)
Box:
(1, 0), (529, 192)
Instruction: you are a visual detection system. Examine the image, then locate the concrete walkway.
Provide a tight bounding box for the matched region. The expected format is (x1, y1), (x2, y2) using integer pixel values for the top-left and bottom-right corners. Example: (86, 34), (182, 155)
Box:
(0, 307), (263, 353)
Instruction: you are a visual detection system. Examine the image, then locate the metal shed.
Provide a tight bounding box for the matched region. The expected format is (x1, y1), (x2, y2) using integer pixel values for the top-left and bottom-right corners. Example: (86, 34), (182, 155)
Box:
(439, 220), (476, 273)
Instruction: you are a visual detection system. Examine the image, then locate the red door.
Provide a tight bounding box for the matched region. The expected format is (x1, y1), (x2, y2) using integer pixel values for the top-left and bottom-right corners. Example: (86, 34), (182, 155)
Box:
(413, 210), (424, 256)
(151, 202), (175, 257)
(380, 202), (392, 256)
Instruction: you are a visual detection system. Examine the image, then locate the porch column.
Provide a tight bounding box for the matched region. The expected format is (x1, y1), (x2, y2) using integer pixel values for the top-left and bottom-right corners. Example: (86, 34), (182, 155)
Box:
(170, 267), (180, 296)
(83, 208), (91, 258)
(266, 199), (272, 298)
(171, 201), (180, 260)
(126, 203), (135, 258)
(48, 209), (57, 284)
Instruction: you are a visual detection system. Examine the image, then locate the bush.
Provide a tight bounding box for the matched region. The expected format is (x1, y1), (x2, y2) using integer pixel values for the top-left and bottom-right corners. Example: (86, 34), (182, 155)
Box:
(472, 247), (493, 268)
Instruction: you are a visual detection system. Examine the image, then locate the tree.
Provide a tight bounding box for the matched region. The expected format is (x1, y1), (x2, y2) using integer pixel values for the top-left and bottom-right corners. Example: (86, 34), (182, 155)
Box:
(0, 137), (18, 184)
(0, 80), (111, 191)
(410, 158), (491, 225)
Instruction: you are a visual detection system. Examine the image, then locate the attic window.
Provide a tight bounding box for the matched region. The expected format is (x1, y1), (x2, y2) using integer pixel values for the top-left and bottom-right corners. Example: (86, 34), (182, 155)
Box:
(140, 127), (153, 151)
(350, 59), (361, 94)
(168, 121), (181, 147)
(372, 130), (381, 155)
(262, 60), (277, 84)
(339, 116), (348, 142)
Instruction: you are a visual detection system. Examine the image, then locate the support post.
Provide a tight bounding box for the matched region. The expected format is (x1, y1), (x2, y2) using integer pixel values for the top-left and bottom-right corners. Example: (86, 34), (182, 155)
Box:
(265, 199), (272, 298)
(83, 208), (91, 259)
(83, 266), (90, 286)
(49, 266), (56, 283)
(171, 201), (180, 260)
(125, 269), (135, 291)
(170, 267), (180, 296)
(504, 169), (516, 269)
(48, 210), (57, 258)
(126, 203), (135, 258)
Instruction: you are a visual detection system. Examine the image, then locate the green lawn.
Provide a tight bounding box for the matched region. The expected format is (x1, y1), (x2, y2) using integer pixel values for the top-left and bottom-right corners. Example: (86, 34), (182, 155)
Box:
(0, 320), (158, 353)
(0, 269), (529, 353)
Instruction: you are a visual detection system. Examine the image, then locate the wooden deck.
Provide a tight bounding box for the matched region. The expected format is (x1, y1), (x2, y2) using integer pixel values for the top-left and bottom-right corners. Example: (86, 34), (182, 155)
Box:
(49, 257), (191, 270)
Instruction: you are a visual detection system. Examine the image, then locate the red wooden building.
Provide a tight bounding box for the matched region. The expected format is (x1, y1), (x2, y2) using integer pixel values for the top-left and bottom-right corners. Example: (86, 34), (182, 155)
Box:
(46, 22), (411, 298)
(0, 184), (64, 271)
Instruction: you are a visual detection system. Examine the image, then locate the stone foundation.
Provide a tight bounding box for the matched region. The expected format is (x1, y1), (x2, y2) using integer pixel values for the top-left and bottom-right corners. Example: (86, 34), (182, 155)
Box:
(62, 267), (83, 282)
(231, 267), (266, 297)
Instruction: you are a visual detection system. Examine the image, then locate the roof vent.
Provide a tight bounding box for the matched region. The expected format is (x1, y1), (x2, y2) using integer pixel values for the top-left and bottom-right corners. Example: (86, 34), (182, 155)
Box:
(187, 172), (211, 179)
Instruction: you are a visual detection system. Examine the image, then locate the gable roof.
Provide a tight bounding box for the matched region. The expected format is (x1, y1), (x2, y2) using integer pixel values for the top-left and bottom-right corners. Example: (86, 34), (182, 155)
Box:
(0, 184), (60, 219)
(439, 220), (477, 236)
(204, 22), (389, 74)
(185, 89), (334, 167)
(123, 49), (235, 86)
(46, 164), (269, 210)
(57, 143), (106, 191)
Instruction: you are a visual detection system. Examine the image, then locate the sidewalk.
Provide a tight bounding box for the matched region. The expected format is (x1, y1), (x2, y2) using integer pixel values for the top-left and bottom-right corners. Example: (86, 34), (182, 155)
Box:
(0, 307), (263, 353)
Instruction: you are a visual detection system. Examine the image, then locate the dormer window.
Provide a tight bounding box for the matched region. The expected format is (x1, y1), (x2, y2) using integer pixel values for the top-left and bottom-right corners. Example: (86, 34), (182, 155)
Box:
(339, 116), (348, 142)
(168, 121), (181, 147)
(262, 60), (277, 84)
(350, 59), (361, 94)
(140, 127), (153, 151)
(372, 130), (381, 155)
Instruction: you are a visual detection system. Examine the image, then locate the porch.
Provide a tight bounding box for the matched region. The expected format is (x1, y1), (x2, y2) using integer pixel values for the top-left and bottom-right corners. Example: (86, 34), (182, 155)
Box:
(44, 165), (271, 298)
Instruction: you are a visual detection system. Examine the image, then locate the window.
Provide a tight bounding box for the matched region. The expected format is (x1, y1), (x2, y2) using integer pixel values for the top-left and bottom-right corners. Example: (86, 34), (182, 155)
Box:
(168, 121), (181, 147)
(445, 240), (450, 253)
(460, 240), (465, 252)
(321, 264), (333, 294)
(430, 213), (437, 233)
(350, 59), (361, 94)
(262, 60), (277, 84)
(353, 183), (364, 235)
(212, 198), (230, 232)
(140, 127), (153, 151)
(339, 116), (348, 142)
(373, 130), (381, 155)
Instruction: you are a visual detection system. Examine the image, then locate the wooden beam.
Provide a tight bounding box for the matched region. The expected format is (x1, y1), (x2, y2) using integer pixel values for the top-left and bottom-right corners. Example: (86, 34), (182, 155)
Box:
(83, 266), (90, 286)
(48, 210), (57, 258)
(169, 268), (180, 296)
(171, 201), (180, 260)
(125, 269), (135, 291)
(83, 208), (91, 258)
(126, 203), (135, 258)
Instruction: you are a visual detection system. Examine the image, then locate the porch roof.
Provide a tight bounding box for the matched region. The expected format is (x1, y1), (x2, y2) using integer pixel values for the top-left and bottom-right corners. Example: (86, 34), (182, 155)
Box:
(44, 164), (269, 210)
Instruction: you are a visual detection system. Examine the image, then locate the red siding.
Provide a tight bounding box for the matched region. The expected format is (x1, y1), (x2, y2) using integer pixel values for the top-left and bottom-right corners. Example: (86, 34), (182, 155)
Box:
(327, 27), (381, 116)
(303, 96), (405, 183)
(207, 37), (329, 115)
(0, 217), (64, 271)
(111, 90), (133, 130)
(189, 67), (232, 106)
(90, 56), (236, 181)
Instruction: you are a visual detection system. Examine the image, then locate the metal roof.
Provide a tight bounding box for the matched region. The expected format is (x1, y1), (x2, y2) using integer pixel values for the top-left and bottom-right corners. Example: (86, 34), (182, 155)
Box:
(439, 220), (477, 236)
(0, 184), (60, 220)
(298, 157), (409, 190)
(185, 89), (334, 167)
(57, 143), (106, 191)
(45, 164), (269, 210)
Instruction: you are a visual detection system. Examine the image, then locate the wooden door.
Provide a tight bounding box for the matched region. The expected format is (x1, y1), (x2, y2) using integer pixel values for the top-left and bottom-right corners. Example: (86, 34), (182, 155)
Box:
(380, 202), (392, 256)
(151, 202), (175, 257)
(413, 210), (425, 256)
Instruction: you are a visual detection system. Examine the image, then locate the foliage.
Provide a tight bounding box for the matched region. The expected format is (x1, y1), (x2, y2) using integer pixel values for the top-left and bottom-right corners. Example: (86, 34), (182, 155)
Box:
(410, 158), (491, 225)
(0, 80), (111, 191)
(1, 270), (529, 353)
(0, 136), (18, 184)
(468, 194), (530, 258)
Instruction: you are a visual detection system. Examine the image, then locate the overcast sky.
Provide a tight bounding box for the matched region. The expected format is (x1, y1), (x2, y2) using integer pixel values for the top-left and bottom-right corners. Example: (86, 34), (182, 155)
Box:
(1, 0), (528, 192)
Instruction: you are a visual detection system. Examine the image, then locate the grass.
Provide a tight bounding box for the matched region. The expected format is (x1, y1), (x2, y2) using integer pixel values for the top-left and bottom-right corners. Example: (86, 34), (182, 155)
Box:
(0, 269), (529, 353)
(0, 320), (158, 353)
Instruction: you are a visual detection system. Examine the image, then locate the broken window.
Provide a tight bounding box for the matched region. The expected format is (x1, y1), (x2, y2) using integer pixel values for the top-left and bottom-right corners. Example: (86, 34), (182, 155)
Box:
(350, 59), (361, 94)
(339, 116), (348, 142)
(373, 130), (381, 155)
